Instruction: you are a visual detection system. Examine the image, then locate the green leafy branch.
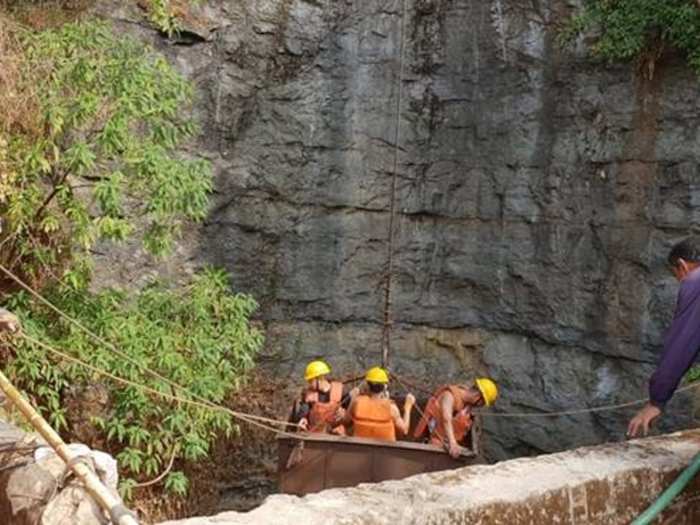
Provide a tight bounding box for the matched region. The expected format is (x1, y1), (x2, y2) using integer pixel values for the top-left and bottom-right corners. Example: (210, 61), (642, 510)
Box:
(141, 0), (200, 35)
(1, 19), (211, 288)
(5, 268), (264, 498)
(559, 0), (700, 75)
(0, 15), (265, 503)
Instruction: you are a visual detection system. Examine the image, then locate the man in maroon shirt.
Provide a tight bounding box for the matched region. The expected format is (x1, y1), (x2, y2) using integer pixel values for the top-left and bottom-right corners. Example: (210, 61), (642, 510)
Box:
(628, 237), (700, 437)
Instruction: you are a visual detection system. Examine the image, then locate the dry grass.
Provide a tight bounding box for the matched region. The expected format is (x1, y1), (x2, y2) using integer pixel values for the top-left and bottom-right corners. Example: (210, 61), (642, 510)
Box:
(0, 15), (42, 139)
(1, 1), (92, 30)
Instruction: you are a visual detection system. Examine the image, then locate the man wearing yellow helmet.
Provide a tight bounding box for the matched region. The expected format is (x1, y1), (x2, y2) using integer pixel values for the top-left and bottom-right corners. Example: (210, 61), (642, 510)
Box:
(414, 377), (498, 458)
(339, 367), (415, 442)
(291, 360), (357, 434)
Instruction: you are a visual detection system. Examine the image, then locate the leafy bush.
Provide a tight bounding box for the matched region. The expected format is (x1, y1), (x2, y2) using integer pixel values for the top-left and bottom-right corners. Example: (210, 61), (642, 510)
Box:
(0, 19), (211, 289)
(0, 14), (264, 502)
(143, 0), (198, 35)
(1, 1), (190, 34)
(5, 268), (263, 497)
(559, 0), (700, 74)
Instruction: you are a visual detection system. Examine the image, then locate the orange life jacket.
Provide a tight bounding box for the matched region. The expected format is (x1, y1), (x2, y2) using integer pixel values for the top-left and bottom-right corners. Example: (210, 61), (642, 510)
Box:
(413, 385), (472, 447)
(304, 381), (345, 434)
(351, 395), (396, 442)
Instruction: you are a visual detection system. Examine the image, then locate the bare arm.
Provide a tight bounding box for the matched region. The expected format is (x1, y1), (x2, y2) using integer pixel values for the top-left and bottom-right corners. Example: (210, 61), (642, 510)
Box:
(439, 391), (457, 446)
(391, 394), (415, 435)
(439, 392), (464, 458)
(390, 403), (408, 435)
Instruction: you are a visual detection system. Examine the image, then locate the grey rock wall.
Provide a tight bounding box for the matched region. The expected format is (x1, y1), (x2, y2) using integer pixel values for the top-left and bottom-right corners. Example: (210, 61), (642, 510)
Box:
(93, 0), (700, 460)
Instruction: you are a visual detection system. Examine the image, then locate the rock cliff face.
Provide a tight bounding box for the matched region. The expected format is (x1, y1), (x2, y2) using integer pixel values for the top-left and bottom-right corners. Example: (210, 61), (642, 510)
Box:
(94, 0), (700, 460)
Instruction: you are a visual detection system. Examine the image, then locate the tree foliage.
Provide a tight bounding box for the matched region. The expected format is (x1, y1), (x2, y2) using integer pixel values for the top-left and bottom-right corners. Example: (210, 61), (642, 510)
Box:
(143, 0), (198, 35)
(0, 1), (195, 34)
(0, 19), (211, 289)
(0, 14), (264, 501)
(560, 0), (700, 74)
(5, 269), (263, 498)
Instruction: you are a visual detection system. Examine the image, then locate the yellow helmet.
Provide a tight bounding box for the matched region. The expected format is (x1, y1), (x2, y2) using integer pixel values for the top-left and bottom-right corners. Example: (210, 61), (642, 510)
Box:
(365, 366), (389, 384)
(304, 360), (331, 381)
(475, 377), (498, 407)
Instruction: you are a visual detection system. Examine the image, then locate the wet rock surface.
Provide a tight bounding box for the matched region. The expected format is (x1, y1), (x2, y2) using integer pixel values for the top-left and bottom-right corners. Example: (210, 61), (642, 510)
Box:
(91, 0), (700, 463)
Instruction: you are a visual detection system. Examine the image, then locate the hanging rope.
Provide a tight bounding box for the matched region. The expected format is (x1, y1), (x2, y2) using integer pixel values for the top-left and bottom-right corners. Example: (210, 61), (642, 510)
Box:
(132, 447), (177, 489)
(382, 0), (409, 368)
(390, 371), (451, 449)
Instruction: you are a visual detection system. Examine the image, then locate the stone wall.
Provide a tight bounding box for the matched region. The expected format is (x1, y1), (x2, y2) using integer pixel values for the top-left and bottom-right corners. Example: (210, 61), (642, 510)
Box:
(161, 429), (700, 525)
(91, 0), (700, 459)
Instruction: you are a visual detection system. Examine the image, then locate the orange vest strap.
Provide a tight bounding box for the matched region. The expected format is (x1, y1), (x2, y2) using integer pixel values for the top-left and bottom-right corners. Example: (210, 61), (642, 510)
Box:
(304, 382), (343, 404)
(414, 385), (470, 442)
(304, 389), (318, 403)
(304, 383), (344, 434)
(329, 381), (343, 403)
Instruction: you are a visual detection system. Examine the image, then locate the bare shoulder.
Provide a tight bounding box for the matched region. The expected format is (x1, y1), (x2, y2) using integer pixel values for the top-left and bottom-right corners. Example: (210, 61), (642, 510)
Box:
(439, 389), (454, 401)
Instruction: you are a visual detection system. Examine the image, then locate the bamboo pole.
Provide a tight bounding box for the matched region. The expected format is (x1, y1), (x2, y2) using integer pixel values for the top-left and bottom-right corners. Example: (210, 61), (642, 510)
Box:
(0, 350), (138, 524)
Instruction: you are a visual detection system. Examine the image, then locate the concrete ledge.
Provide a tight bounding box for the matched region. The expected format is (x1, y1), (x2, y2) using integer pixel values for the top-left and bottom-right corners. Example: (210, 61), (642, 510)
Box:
(162, 429), (700, 525)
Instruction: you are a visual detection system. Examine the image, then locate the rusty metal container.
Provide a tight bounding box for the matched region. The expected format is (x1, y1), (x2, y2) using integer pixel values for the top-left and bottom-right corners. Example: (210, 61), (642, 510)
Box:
(278, 422), (482, 495)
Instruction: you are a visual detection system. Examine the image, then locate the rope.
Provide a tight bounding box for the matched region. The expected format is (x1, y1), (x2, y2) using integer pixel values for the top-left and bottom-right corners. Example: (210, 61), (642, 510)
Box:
(476, 392), (682, 419)
(132, 447), (177, 489)
(381, 0), (409, 368)
(476, 379), (700, 418)
(389, 370), (700, 419)
(0, 263), (301, 431)
(6, 261), (700, 429)
(390, 371), (449, 448)
(389, 372), (432, 396)
(20, 333), (302, 440)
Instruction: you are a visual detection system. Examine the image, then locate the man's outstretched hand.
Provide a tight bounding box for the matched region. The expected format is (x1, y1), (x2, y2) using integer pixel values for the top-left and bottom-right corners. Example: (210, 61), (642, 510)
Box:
(627, 403), (662, 438)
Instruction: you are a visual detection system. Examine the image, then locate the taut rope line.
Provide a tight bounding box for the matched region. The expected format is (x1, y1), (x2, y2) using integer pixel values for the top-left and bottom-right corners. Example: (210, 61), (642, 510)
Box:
(388, 370), (700, 419)
(6, 259), (700, 437)
(382, 0), (409, 368)
(0, 263), (299, 431)
(19, 333), (301, 439)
